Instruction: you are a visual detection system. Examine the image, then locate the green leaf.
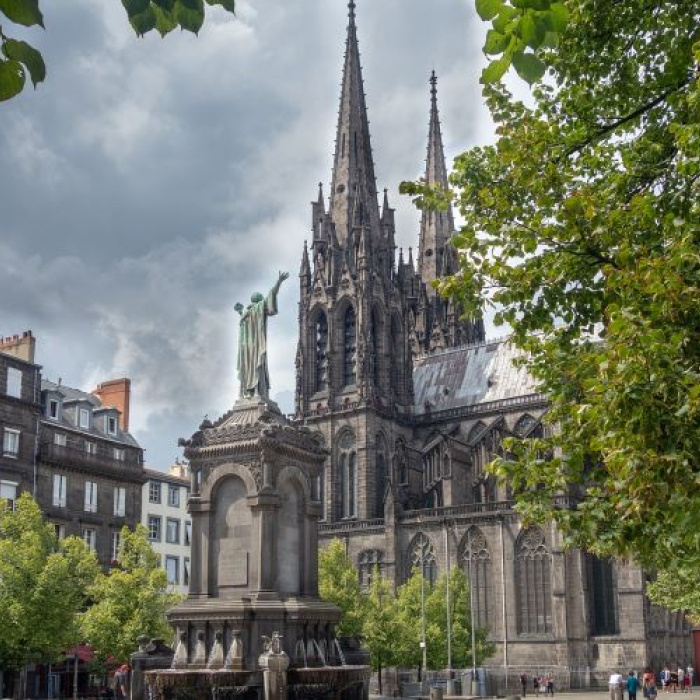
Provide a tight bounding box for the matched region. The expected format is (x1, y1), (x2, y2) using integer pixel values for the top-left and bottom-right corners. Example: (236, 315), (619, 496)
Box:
(493, 5), (519, 34)
(121, 0), (150, 19)
(204, 0), (235, 12)
(129, 4), (157, 35)
(512, 50), (546, 84)
(481, 56), (510, 84)
(0, 57), (25, 101)
(518, 12), (538, 47)
(0, 0), (44, 27)
(475, 0), (503, 21)
(484, 29), (509, 55)
(153, 5), (177, 36)
(2, 38), (45, 87)
(175, 0), (204, 33)
(549, 2), (568, 32)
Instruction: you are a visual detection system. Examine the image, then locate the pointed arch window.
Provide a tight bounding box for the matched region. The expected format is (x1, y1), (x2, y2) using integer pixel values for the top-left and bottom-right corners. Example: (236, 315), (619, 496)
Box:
(515, 527), (552, 635)
(343, 306), (357, 386)
(462, 527), (492, 628)
(358, 549), (383, 588)
(588, 555), (618, 635)
(315, 312), (328, 392)
(407, 533), (437, 585)
(339, 432), (357, 518)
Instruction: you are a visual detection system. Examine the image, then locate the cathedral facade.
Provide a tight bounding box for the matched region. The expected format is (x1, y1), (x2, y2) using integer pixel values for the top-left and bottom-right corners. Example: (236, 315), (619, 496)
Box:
(293, 2), (692, 687)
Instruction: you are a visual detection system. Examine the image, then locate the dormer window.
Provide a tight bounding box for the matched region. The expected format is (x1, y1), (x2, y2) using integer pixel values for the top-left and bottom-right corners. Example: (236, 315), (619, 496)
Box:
(79, 408), (90, 429)
(48, 399), (59, 420)
(107, 416), (118, 436)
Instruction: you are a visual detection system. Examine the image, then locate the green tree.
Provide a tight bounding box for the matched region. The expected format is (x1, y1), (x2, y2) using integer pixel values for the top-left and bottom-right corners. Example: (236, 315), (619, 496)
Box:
(80, 525), (182, 663)
(404, 0), (700, 609)
(318, 539), (366, 638)
(0, 494), (99, 675)
(0, 0), (236, 101)
(361, 569), (396, 695)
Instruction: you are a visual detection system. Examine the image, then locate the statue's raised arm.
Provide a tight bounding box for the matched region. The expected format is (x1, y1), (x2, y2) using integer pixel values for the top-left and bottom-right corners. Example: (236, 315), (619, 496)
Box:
(236, 272), (289, 401)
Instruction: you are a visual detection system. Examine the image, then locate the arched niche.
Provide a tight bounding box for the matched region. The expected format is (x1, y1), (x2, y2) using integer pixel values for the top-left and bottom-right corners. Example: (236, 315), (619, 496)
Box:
(211, 475), (253, 597)
(276, 472), (306, 596)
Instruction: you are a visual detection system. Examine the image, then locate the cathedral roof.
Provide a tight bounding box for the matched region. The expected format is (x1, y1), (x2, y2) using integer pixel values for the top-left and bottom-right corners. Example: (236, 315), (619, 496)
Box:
(413, 338), (541, 414)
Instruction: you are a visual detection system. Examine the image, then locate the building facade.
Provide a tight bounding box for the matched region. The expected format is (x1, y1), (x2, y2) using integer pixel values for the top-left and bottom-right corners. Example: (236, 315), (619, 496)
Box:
(0, 332), (146, 570)
(292, 2), (692, 687)
(142, 462), (191, 594)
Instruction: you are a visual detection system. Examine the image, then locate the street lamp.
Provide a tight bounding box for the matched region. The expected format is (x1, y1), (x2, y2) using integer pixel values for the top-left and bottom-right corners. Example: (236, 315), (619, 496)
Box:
(443, 519), (454, 695)
(467, 528), (479, 696)
(420, 539), (427, 677)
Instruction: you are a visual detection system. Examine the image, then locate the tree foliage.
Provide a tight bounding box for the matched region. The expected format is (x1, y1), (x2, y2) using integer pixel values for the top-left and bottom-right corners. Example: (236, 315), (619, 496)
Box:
(318, 539), (366, 638)
(0, 0), (235, 101)
(402, 0), (700, 611)
(80, 525), (182, 664)
(319, 541), (494, 674)
(0, 493), (100, 671)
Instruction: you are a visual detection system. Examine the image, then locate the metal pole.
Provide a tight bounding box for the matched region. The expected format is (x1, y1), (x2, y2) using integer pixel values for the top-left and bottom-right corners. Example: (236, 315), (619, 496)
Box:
(421, 540), (427, 676)
(500, 520), (509, 693)
(73, 649), (79, 700)
(445, 523), (452, 668)
(468, 528), (478, 695)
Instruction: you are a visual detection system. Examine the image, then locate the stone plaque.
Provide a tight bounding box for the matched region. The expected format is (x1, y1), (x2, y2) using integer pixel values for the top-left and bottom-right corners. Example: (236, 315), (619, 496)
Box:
(219, 551), (248, 587)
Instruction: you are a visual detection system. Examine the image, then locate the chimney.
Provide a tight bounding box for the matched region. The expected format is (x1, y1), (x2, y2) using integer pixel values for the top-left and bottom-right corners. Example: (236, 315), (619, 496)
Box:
(0, 330), (36, 364)
(92, 378), (131, 432)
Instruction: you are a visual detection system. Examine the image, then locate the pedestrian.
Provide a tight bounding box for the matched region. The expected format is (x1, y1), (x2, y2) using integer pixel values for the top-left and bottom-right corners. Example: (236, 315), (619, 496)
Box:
(671, 669), (679, 693)
(686, 666), (694, 692)
(610, 671), (624, 700)
(547, 676), (554, 696)
(521, 673), (528, 697)
(628, 671), (640, 700)
(662, 667), (671, 693)
(534, 676), (540, 697)
(679, 668), (686, 693)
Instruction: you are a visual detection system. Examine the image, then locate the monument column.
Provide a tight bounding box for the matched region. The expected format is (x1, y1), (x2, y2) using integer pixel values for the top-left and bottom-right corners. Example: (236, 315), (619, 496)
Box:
(305, 502), (323, 596)
(250, 492), (280, 598)
(188, 499), (211, 598)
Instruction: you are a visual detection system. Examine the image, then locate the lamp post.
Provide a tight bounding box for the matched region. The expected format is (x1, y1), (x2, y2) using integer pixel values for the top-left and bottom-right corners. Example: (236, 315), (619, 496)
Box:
(443, 520), (455, 695)
(420, 540), (427, 680)
(467, 528), (479, 696)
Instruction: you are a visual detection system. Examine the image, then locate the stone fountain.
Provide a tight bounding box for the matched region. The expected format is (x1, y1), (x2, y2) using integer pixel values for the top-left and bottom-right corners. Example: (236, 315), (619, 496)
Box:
(145, 274), (369, 700)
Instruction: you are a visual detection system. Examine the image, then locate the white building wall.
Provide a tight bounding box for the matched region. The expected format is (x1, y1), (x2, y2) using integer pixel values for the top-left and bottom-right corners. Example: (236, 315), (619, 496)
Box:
(141, 469), (191, 595)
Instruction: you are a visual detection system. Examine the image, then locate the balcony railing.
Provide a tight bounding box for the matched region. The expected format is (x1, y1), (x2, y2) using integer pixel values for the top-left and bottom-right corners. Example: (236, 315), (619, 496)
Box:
(319, 518), (386, 535)
(39, 441), (143, 473)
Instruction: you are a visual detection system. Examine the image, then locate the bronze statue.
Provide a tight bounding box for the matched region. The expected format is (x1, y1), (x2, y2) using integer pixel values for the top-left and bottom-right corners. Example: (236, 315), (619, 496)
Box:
(235, 271), (289, 400)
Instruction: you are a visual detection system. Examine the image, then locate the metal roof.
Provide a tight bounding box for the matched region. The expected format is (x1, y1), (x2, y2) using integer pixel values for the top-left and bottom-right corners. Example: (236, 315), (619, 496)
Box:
(413, 338), (540, 415)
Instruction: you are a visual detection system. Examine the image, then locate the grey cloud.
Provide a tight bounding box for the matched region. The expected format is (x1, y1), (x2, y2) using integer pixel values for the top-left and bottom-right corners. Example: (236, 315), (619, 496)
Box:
(1, 0), (494, 468)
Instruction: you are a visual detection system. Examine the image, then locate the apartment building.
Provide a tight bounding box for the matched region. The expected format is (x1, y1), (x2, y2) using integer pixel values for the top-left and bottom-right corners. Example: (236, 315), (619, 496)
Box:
(142, 461), (191, 594)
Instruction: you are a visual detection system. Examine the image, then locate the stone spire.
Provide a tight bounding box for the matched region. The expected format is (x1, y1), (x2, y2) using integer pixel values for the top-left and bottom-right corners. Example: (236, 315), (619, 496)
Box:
(418, 71), (456, 294)
(329, 0), (380, 245)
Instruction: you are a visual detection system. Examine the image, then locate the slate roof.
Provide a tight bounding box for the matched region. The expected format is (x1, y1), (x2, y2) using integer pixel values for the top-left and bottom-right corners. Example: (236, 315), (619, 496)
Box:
(41, 379), (141, 448)
(413, 338), (541, 415)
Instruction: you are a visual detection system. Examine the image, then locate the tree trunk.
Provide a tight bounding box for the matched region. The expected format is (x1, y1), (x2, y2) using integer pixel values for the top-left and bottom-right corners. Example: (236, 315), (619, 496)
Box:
(378, 662), (383, 695)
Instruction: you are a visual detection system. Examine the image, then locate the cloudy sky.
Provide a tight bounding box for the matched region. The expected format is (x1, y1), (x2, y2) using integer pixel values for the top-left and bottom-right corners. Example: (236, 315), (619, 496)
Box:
(1, 0), (498, 469)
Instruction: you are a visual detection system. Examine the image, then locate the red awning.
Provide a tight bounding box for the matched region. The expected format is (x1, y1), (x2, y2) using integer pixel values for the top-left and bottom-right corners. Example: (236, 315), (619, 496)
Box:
(64, 644), (95, 663)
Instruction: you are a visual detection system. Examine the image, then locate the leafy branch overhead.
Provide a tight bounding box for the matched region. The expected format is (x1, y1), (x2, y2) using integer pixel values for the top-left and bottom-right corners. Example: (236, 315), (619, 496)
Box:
(475, 0), (568, 84)
(0, 0), (235, 102)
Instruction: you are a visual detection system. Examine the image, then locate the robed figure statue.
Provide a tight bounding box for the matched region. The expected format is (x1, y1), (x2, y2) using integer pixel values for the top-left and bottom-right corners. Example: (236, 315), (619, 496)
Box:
(235, 271), (289, 400)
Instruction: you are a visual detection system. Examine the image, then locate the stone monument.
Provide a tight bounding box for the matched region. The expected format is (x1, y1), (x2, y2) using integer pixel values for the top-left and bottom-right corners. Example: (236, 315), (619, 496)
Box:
(146, 274), (369, 700)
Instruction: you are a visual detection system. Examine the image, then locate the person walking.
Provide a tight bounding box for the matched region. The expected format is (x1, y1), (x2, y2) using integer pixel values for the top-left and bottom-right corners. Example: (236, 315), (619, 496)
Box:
(679, 668), (686, 693)
(610, 671), (625, 700)
(671, 668), (680, 693)
(534, 676), (540, 697)
(686, 666), (694, 692)
(662, 667), (671, 693)
(644, 669), (659, 700)
(628, 671), (640, 700)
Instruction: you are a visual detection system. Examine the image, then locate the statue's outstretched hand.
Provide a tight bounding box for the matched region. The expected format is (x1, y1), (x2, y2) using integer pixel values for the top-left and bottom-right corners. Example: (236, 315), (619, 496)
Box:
(279, 270), (290, 284)
(234, 303), (244, 316)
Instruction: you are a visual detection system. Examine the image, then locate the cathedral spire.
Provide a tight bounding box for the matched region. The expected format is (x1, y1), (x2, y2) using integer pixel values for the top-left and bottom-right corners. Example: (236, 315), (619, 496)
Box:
(329, 0), (380, 245)
(418, 71), (456, 291)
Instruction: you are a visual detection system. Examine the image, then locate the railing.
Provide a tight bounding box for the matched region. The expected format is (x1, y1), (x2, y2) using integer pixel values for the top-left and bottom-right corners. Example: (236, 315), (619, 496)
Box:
(319, 518), (386, 535)
(400, 501), (516, 523)
(39, 441), (143, 473)
(414, 392), (549, 423)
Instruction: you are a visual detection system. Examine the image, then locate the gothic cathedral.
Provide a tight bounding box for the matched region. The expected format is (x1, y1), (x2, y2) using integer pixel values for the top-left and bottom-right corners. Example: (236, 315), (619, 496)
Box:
(294, 2), (691, 687)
